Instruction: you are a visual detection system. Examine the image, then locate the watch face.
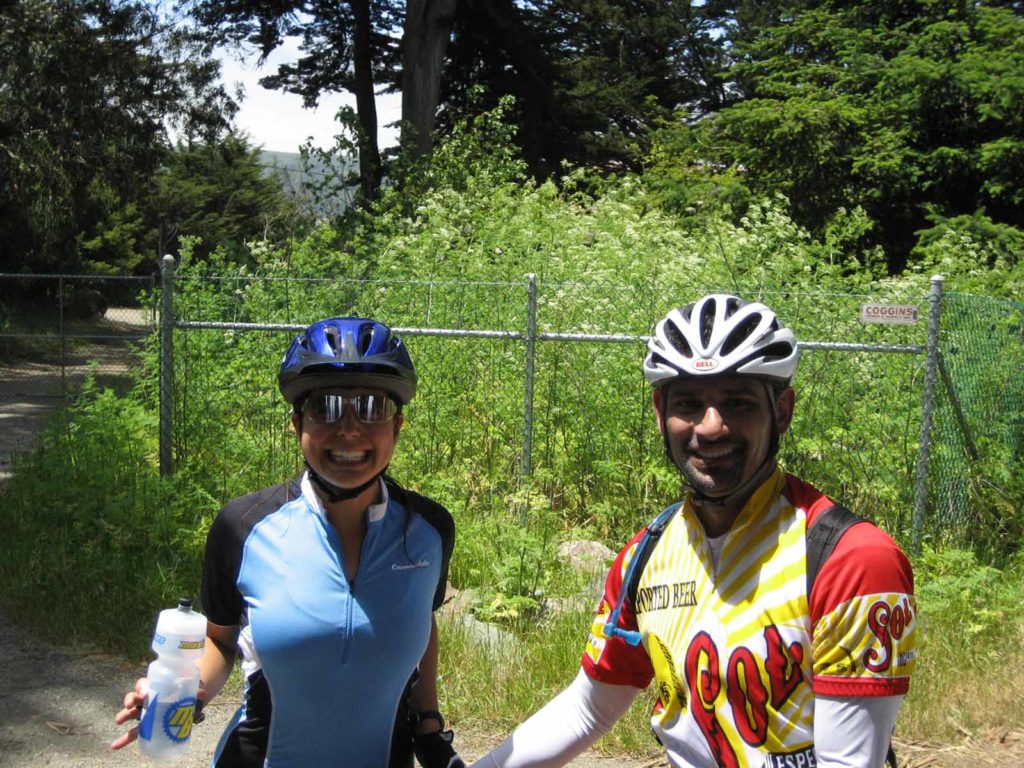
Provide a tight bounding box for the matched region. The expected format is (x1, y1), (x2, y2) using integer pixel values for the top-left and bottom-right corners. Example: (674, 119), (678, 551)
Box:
(413, 709), (446, 734)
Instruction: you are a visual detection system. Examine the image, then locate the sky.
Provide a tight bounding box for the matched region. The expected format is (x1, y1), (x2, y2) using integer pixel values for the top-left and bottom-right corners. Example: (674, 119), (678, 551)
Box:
(218, 39), (402, 155)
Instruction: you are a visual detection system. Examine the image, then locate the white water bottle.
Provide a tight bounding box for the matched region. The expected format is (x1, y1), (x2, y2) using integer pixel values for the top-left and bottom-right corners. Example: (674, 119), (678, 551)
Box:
(138, 597), (206, 762)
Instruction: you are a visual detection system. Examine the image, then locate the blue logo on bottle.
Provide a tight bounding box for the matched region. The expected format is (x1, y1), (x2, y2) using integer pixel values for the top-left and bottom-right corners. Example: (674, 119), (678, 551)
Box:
(139, 693), (158, 741)
(162, 696), (198, 743)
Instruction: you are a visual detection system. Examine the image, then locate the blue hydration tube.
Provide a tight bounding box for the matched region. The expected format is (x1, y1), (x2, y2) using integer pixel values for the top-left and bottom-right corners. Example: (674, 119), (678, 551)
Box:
(601, 502), (681, 648)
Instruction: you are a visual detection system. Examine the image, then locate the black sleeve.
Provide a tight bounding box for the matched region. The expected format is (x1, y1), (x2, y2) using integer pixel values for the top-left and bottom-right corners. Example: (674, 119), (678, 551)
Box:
(385, 480), (456, 611)
(200, 481), (299, 626)
(422, 497), (455, 611)
(201, 504), (246, 627)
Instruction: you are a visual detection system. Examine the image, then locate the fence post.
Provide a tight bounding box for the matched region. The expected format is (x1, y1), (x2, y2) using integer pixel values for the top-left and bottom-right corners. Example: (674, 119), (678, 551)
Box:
(58, 274), (67, 398)
(159, 255), (175, 477)
(911, 274), (944, 555)
(523, 273), (538, 477)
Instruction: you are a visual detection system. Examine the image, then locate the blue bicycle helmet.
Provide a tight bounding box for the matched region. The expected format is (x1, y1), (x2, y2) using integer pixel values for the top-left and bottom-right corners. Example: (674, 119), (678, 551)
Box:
(278, 317), (417, 406)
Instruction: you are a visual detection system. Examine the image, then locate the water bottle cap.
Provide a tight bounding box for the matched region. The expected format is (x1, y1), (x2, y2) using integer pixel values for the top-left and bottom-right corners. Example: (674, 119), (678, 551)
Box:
(153, 600), (207, 658)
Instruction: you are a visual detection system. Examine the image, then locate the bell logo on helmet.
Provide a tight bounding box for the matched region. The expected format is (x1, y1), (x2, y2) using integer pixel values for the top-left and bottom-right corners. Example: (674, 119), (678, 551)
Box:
(693, 359), (718, 371)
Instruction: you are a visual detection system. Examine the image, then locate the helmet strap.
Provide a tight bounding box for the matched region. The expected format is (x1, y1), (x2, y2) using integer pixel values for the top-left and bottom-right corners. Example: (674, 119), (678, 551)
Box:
(305, 460), (384, 503)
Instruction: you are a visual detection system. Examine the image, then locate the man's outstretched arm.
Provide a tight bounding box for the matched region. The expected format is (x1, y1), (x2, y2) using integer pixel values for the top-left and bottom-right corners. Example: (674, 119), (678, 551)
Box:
(471, 669), (640, 768)
(814, 695), (903, 768)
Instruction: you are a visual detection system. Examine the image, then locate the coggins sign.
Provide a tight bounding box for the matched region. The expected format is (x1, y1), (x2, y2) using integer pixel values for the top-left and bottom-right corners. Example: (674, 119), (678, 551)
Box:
(859, 304), (919, 325)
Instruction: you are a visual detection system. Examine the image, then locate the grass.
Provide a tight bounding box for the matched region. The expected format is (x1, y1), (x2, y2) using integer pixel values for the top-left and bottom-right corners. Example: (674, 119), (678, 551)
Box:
(899, 549), (1024, 740)
(437, 607), (662, 758)
(1, 384), (1022, 754)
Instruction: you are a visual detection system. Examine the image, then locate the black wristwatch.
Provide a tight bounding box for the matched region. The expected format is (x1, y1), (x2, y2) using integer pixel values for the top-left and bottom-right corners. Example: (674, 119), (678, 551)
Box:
(411, 708), (445, 732)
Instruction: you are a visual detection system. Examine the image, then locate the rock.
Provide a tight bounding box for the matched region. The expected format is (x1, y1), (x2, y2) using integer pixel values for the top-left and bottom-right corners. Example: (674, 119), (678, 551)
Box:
(557, 540), (615, 573)
(440, 585), (478, 618)
(539, 540), (616, 617)
(543, 594), (597, 617)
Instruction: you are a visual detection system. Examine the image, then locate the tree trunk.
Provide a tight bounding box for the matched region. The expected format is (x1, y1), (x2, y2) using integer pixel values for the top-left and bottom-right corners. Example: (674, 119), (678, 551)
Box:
(401, 0), (458, 159)
(351, 0), (382, 200)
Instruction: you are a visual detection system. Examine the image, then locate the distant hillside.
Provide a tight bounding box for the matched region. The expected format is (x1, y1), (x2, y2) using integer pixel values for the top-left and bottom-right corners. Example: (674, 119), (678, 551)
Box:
(259, 150), (358, 216)
(258, 150), (321, 195)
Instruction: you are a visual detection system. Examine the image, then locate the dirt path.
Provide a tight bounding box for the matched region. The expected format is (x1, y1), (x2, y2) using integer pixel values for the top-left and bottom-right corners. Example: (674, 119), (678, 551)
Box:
(0, 307), (147, 483)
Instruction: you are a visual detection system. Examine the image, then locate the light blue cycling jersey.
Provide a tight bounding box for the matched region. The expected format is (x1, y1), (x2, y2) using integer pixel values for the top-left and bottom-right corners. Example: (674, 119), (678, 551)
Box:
(201, 474), (453, 768)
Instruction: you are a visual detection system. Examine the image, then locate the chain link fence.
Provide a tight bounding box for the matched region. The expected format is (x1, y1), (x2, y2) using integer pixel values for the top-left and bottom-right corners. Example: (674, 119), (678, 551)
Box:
(932, 292), (1024, 546)
(157, 262), (1012, 551)
(0, 273), (156, 402)
(3, 268), (1020, 552)
(0, 273), (156, 481)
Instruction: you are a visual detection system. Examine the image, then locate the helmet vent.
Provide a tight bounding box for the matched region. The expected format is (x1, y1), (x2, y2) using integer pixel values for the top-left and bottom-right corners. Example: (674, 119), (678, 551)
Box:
(723, 296), (743, 318)
(758, 341), (794, 362)
(721, 314), (762, 355)
(699, 301), (716, 347)
(323, 326), (341, 355)
(665, 322), (692, 357)
(358, 324), (375, 352)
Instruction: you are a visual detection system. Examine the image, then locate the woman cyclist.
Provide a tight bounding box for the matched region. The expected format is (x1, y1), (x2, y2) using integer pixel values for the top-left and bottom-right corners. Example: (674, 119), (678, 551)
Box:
(113, 316), (464, 768)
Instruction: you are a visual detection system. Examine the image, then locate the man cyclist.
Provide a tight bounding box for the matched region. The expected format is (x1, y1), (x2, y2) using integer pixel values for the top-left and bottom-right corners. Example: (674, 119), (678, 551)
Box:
(472, 293), (916, 768)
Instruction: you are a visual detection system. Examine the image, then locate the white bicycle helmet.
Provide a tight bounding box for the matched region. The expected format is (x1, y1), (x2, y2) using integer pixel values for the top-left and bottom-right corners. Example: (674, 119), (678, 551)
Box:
(644, 294), (799, 388)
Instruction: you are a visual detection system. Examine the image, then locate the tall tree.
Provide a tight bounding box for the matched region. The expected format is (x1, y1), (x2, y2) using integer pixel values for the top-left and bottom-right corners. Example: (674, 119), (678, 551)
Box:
(190, 1), (735, 189)
(649, 0), (1024, 271)
(0, 0), (236, 274)
(402, 0), (458, 158)
(439, 0), (731, 176)
(148, 136), (311, 264)
(189, 0), (459, 200)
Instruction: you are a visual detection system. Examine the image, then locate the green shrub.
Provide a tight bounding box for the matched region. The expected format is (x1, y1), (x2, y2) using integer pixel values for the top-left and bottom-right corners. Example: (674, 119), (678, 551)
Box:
(0, 376), (217, 657)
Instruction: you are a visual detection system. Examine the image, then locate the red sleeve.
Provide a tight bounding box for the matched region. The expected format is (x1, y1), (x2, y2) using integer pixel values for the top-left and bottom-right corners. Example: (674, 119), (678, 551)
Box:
(809, 521), (917, 697)
(580, 529), (655, 689)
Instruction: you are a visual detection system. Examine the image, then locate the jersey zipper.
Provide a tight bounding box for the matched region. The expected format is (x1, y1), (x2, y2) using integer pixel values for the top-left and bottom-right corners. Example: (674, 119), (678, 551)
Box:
(321, 517), (357, 665)
(336, 509), (381, 665)
(340, 590), (354, 663)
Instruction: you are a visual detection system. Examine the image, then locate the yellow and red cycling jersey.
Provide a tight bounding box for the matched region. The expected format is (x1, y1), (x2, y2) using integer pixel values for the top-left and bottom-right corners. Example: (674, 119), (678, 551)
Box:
(583, 469), (916, 768)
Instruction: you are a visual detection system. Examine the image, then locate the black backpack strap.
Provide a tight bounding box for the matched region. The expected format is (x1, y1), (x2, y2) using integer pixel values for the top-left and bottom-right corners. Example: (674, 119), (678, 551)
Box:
(625, 502), (681, 609)
(805, 503), (867, 596)
(601, 502), (681, 648)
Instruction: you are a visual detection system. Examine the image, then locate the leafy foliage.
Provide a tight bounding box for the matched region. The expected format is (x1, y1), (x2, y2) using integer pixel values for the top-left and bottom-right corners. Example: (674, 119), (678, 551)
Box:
(440, 0), (729, 176)
(151, 136), (312, 264)
(644, 1), (1024, 272)
(903, 547), (1024, 736)
(0, 0), (236, 274)
(0, 376), (218, 656)
(159, 109), (1023, 563)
